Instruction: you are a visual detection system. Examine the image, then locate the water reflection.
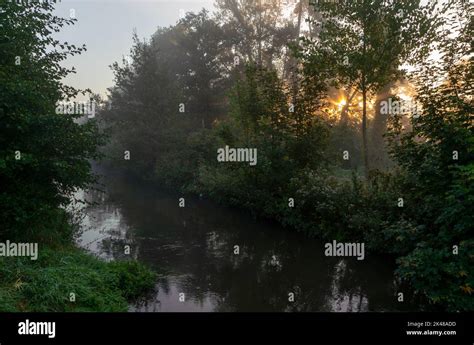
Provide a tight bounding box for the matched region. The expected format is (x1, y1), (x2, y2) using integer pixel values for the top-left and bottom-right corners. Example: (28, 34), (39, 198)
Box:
(79, 174), (405, 312)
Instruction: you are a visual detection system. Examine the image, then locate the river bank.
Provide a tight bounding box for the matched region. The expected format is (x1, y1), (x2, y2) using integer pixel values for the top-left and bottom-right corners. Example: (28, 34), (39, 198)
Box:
(0, 244), (156, 312)
(78, 172), (411, 312)
(0, 206), (156, 312)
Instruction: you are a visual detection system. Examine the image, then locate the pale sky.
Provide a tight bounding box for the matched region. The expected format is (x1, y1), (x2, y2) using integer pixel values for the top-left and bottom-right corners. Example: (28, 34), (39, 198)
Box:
(51, 0), (458, 101)
(52, 0), (215, 100)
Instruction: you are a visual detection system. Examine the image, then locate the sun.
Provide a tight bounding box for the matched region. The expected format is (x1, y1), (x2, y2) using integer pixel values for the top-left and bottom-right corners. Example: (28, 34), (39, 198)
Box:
(336, 98), (347, 110)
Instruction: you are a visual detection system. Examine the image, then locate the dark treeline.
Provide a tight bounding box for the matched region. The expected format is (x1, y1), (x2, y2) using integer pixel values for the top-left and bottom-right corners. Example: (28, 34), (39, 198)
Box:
(0, 1), (155, 311)
(100, 0), (473, 312)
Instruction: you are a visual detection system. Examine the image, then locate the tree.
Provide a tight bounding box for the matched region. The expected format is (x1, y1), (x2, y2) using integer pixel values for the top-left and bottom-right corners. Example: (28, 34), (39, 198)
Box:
(387, 0), (473, 310)
(215, 0), (294, 72)
(103, 10), (229, 186)
(301, 0), (451, 176)
(0, 1), (104, 240)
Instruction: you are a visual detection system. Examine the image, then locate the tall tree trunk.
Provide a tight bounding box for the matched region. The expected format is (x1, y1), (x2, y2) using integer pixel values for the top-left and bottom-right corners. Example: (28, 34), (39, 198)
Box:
(362, 84), (369, 178)
(257, 0), (262, 67)
(292, 1), (303, 136)
(340, 89), (357, 126)
(361, 26), (369, 178)
(370, 83), (394, 169)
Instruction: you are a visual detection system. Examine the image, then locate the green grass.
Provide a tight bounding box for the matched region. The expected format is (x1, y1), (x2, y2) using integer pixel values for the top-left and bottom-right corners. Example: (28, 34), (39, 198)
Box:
(0, 246), (156, 312)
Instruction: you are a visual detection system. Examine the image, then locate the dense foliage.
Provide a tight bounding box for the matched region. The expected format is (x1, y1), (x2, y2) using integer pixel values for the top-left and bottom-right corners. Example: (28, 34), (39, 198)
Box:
(99, 0), (472, 311)
(0, 1), (155, 311)
(387, 3), (474, 309)
(0, 0), (104, 241)
(0, 246), (156, 312)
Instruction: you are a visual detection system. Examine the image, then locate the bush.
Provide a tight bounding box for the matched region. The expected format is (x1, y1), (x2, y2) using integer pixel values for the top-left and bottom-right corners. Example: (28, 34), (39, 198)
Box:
(0, 246), (156, 312)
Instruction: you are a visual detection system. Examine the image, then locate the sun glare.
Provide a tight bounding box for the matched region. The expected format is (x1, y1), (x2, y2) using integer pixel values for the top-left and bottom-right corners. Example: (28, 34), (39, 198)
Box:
(336, 98), (347, 110)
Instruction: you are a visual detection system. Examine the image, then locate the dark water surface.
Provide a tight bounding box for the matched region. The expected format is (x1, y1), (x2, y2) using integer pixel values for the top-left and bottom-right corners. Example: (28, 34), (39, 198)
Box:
(78, 174), (403, 312)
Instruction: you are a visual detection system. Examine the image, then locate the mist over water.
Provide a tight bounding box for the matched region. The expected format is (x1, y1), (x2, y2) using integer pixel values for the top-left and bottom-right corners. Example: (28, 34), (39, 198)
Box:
(78, 172), (408, 312)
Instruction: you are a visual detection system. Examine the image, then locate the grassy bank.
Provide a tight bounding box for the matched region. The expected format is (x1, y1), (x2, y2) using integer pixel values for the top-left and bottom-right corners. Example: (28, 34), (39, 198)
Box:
(0, 245), (156, 312)
(0, 1), (156, 313)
